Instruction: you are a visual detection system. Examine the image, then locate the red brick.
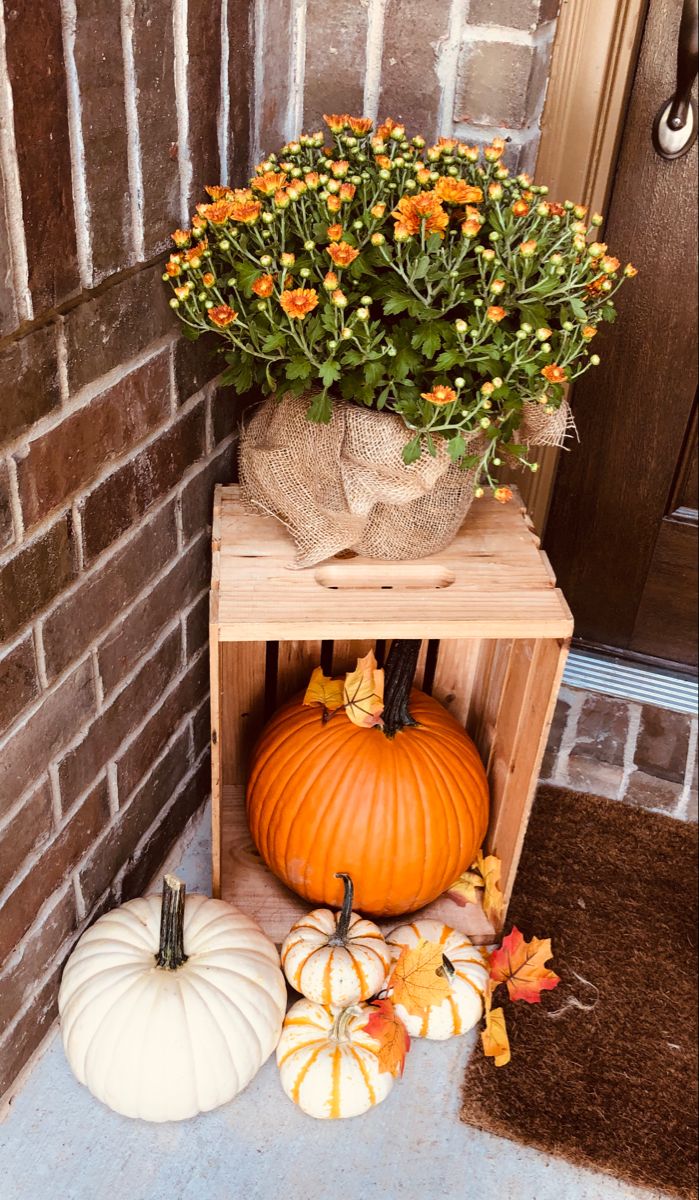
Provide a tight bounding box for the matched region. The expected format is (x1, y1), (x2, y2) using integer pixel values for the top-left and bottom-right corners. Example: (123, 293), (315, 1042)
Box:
(0, 885), (77, 1041)
(98, 533), (209, 693)
(379, 0), (452, 140)
(42, 501), (178, 682)
(80, 731), (191, 910)
(303, 0), (367, 131)
(63, 266), (173, 393)
(0, 461), (14, 551)
(540, 694), (570, 780)
(0, 635), (40, 737)
(58, 629), (182, 807)
(0, 660), (96, 817)
(212, 383), (244, 445)
(73, 0), (132, 280)
(572, 694), (631, 767)
(567, 755), (623, 801)
(455, 37), (551, 130)
(635, 706), (691, 784)
(0, 323), (61, 447)
(226, 0), (254, 184)
(80, 402), (207, 565)
(0, 778), (109, 964)
(17, 351), (171, 531)
(624, 770), (683, 814)
(187, 1), (222, 203)
(120, 752), (209, 901)
(468, 0), (560, 29)
(3, 3), (79, 311)
(185, 591), (209, 660)
(256, 0), (293, 154)
(0, 779), (53, 896)
(115, 654), (208, 800)
(174, 331), (222, 404)
(0, 169), (18, 337)
(180, 439), (236, 541)
(0, 959), (62, 1101)
(133, 0), (180, 257)
(0, 516), (77, 642)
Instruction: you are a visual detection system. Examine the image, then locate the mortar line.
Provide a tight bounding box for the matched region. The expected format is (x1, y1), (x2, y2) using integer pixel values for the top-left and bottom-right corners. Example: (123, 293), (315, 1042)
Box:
(218, 0), (230, 184)
(0, 1), (32, 321)
(173, 0), (192, 222)
(120, 0), (145, 263)
(59, 0), (93, 287)
(675, 718), (698, 821)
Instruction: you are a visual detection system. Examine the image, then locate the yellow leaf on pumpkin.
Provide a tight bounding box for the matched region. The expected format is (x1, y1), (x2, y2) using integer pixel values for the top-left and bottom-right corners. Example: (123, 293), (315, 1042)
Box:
(446, 867), (484, 908)
(303, 667), (345, 713)
(343, 650), (384, 728)
(389, 938), (452, 1018)
(446, 849), (504, 925)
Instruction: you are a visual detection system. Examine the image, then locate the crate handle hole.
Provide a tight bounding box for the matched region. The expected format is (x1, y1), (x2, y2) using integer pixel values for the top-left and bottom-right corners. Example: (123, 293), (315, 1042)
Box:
(314, 565), (456, 591)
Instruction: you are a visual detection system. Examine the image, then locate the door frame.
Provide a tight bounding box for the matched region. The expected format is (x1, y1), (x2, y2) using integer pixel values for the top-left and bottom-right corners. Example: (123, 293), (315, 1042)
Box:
(519, 0), (649, 531)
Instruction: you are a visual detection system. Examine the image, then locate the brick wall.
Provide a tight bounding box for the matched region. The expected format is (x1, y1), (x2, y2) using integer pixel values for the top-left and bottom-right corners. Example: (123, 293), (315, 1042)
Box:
(254, 0), (561, 173)
(0, 0), (253, 1100)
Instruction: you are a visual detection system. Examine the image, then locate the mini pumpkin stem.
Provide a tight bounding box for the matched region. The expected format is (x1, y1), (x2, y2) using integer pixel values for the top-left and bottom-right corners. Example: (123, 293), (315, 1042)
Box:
(382, 640), (421, 738)
(330, 1005), (362, 1042)
(438, 954), (456, 983)
(155, 874), (188, 970)
(330, 872), (354, 944)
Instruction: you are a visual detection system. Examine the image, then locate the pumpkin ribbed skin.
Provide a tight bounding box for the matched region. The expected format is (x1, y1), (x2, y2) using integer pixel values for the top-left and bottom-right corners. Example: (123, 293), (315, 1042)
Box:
(247, 688), (489, 916)
(387, 918), (489, 1039)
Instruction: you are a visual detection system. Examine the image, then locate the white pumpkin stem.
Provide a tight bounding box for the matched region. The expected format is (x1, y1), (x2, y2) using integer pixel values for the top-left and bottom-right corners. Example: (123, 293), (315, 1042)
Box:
(155, 875), (188, 970)
(329, 872), (354, 944)
(438, 953), (456, 983)
(329, 1005), (362, 1042)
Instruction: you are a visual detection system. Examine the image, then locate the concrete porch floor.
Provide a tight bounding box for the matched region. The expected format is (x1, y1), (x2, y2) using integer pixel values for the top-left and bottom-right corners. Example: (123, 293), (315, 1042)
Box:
(0, 802), (671, 1200)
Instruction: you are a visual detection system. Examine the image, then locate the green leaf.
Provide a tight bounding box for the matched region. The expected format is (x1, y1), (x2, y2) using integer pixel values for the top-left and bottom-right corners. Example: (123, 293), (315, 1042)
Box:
(447, 434), (466, 462)
(402, 436), (422, 464)
(318, 360), (341, 388)
(180, 325), (201, 342)
(262, 331), (287, 352)
(306, 391), (333, 422)
(434, 349), (461, 371)
(383, 294), (411, 316)
(412, 255), (431, 280)
(287, 357), (314, 381)
(411, 324), (442, 357)
(365, 358), (385, 387)
(570, 297), (588, 321)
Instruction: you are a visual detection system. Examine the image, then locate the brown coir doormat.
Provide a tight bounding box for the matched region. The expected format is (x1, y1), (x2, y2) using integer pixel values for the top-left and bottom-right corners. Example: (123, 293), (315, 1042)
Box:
(461, 786), (698, 1199)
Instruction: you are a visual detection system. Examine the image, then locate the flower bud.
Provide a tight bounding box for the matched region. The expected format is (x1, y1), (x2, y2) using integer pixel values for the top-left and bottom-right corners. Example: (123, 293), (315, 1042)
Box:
(219, 239), (230, 251)
(304, 240), (315, 251)
(280, 252), (295, 267)
(299, 267), (311, 278)
(455, 319), (467, 334)
(591, 212), (604, 226)
(331, 290), (348, 307)
(341, 327), (352, 339)
(327, 339), (337, 350)
(361, 295), (372, 305)
(540, 341), (551, 353)
(480, 417), (491, 429)
(591, 354), (600, 365)
(356, 307), (369, 320)
(474, 487), (485, 499)
(371, 232), (385, 245)
(262, 212), (274, 224)
(455, 377), (465, 388)
(169, 298), (179, 308)
(260, 254), (273, 266)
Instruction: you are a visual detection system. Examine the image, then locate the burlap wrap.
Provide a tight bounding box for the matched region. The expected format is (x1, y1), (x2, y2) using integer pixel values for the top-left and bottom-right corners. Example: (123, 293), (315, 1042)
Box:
(238, 392), (573, 567)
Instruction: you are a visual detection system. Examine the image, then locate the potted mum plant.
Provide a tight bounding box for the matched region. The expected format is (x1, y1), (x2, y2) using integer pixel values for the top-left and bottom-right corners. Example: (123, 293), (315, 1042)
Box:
(165, 114), (635, 565)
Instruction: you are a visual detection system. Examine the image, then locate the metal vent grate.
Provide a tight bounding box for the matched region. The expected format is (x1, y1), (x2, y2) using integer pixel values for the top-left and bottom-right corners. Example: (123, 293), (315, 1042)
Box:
(563, 649), (698, 715)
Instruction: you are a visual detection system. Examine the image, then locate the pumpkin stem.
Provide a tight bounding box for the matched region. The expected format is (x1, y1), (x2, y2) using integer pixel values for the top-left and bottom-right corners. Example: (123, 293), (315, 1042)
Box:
(438, 953), (456, 983)
(155, 874), (188, 970)
(329, 872), (354, 944)
(382, 640), (421, 737)
(330, 1005), (362, 1042)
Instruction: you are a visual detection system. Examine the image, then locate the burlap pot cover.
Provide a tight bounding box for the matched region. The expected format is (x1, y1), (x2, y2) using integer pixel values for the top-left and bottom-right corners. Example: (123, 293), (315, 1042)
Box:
(238, 392), (574, 568)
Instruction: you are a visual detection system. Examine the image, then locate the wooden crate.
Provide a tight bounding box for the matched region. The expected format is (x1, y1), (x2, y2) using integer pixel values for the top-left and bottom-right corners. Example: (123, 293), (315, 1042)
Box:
(210, 484), (572, 943)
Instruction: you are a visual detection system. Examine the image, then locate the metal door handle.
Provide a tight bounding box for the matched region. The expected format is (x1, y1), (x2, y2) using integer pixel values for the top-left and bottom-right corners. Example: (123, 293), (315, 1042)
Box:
(652, 0), (698, 159)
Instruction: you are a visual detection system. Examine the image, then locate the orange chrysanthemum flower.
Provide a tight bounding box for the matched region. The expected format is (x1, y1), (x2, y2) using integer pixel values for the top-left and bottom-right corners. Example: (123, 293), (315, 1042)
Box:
(251, 273), (275, 298)
(323, 271), (339, 291)
(416, 168), (432, 185)
(392, 191), (449, 239)
(601, 255), (620, 274)
(512, 199), (530, 217)
(581, 325), (598, 340)
(202, 272), (215, 287)
(494, 486), (513, 504)
(323, 113), (350, 132)
(434, 177), (483, 205)
(165, 261), (180, 277)
(544, 201), (565, 218)
(279, 287), (319, 319)
(348, 116), (373, 135)
(330, 160), (349, 178)
(484, 137), (506, 162)
(171, 229), (191, 247)
(377, 117), (403, 140)
(486, 306), (507, 323)
(519, 239), (538, 257)
(230, 199), (262, 224)
(204, 200), (236, 224)
(326, 241), (359, 268)
(624, 263), (638, 277)
(252, 172), (288, 196)
(304, 171), (320, 189)
(375, 155), (392, 170)
(461, 207), (483, 238)
(327, 224), (344, 242)
(421, 385), (457, 406)
(541, 364), (568, 384)
(208, 305), (238, 328)
(586, 275), (606, 296)
(173, 284), (192, 300)
(370, 203), (386, 219)
(437, 137), (458, 151)
(339, 182), (356, 202)
(183, 240), (208, 263)
(205, 185), (234, 201)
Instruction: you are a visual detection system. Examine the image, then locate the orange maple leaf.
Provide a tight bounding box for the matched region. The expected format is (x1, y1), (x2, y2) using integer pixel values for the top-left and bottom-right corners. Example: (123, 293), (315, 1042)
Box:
(489, 926), (561, 1004)
(389, 938), (452, 1018)
(362, 998), (410, 1077)
(303, 667), (344, 713)
(343, 650), (384, 728)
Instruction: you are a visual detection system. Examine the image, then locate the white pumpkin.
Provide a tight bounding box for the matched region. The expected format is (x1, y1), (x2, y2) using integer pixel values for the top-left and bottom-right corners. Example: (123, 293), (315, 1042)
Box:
(59, 875), (286, 1121)
(281, 873), (391, 1007)
(276, 998), (393, 1119)
(387, 918), (489, 1040)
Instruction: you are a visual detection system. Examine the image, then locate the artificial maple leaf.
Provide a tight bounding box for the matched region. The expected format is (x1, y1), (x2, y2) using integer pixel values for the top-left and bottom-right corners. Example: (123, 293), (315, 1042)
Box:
(343, 650), (384, 728)
(489, 926), (561, 1004)
(389, 938), (452, 1018)
(481, 1002), (511, 1067)
(446, 849), (504, 926)
(363, 998), (410, 1078)
(303, 667), (344, 713)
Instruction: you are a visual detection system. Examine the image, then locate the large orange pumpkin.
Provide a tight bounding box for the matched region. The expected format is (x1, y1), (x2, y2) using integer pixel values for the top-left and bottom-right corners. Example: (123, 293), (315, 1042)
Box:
(246, 641), (489, 916)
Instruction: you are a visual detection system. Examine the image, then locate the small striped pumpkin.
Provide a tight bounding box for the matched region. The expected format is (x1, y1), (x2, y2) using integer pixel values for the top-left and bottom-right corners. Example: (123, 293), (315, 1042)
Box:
(387, 918), (489, 1040)
(281, 874), (391, 1007)
(276, 999), (393, 1119)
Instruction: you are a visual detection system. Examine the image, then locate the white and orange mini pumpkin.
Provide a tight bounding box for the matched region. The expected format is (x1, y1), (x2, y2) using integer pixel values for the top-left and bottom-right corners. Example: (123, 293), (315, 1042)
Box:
(276, 999), (392, 1119)
(281, 873), (391, 1006)
(387, 918), (489, 1040)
